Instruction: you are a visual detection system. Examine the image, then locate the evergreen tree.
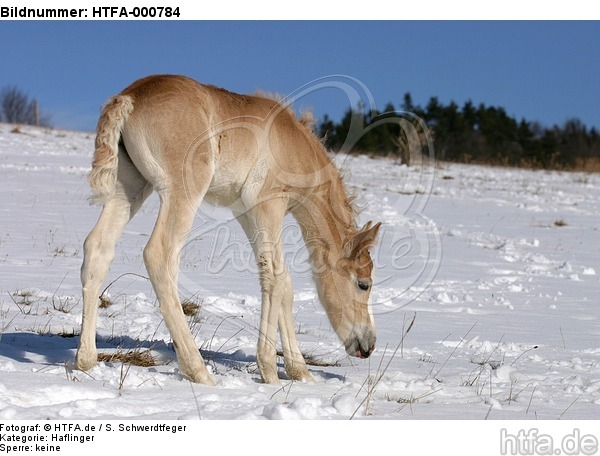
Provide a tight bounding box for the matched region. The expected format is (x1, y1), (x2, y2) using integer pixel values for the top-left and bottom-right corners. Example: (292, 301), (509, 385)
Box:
(317, 93), (598, 171)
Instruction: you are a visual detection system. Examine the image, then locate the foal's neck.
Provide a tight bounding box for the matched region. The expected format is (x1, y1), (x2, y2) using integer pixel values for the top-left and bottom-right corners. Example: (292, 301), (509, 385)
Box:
(291, 163), (357, 255)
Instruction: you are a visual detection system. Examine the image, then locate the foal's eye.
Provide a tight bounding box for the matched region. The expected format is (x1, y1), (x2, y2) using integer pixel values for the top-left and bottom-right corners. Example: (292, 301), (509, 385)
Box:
(357, 280), (371, 291)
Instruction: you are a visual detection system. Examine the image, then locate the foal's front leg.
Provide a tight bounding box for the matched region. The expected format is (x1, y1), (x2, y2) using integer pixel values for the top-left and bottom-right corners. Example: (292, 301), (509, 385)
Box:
(239, 207), (287, 384)
(278, 273), (314, 382)
(255, 249), (285, 384)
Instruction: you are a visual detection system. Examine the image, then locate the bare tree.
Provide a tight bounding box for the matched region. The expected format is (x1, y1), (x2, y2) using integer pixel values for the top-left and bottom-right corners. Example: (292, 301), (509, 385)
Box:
(0, 85), (52, 126)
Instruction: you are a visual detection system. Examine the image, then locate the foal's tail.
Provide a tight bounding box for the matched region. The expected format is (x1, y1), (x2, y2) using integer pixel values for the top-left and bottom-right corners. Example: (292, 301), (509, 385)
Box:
(88, 95), (134, 203)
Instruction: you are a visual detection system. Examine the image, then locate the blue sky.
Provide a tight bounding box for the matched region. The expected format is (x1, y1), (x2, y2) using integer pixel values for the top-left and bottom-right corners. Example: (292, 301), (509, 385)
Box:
(0, 21), (598, 131)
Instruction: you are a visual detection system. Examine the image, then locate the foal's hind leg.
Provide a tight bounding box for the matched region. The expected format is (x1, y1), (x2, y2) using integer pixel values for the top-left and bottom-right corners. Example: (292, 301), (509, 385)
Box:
(76, 152), (151, 371)
(144, 186), (215, 385)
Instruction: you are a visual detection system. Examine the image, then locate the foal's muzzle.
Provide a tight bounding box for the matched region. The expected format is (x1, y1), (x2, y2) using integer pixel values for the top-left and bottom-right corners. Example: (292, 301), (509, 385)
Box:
(344, 325), (376, 359)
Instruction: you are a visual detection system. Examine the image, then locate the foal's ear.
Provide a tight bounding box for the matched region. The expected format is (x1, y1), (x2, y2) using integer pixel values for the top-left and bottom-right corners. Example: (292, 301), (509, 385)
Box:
(342, 221), (382, 259)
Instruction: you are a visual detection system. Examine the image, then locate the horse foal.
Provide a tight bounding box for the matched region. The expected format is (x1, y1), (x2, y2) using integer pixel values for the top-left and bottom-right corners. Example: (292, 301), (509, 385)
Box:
(75, 75), (381, 385)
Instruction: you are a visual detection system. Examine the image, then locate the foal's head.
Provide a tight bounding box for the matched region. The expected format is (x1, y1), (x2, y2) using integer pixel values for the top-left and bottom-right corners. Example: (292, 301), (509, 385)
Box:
(317, 221), (382, 359)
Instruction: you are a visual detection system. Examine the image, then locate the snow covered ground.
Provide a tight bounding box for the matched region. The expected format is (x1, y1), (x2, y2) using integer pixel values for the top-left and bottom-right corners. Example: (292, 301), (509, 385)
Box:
(0, 124), (598, 420)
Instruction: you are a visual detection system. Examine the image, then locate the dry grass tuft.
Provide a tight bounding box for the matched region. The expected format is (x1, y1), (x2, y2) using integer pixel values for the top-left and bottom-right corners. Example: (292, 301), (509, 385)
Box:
(97, 349), (157, 367)
(57, 328), (79, 338)
(98, 295), (113, 308)
(181, 298), (202, 317)
(51, 245), (68, 256)
(13, 290), (34, 305)
(276, 350), (341, 367)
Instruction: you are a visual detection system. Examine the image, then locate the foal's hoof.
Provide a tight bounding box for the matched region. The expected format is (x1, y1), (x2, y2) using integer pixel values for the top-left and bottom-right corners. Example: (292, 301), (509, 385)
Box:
(260, 369), (281, 384)
(286, 366), (315, 383)
(184, 369), (217, 386)
(294, 371), (315, 383)
(74, 352), (97, 371)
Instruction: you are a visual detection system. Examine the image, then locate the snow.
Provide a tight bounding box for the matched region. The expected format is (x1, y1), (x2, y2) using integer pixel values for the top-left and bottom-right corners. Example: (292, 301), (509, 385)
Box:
(0, 123), (598, 420)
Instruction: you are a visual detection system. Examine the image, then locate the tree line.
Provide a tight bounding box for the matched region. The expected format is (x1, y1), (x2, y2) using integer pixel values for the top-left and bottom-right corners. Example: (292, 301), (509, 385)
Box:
(318, 93), (600, 171)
